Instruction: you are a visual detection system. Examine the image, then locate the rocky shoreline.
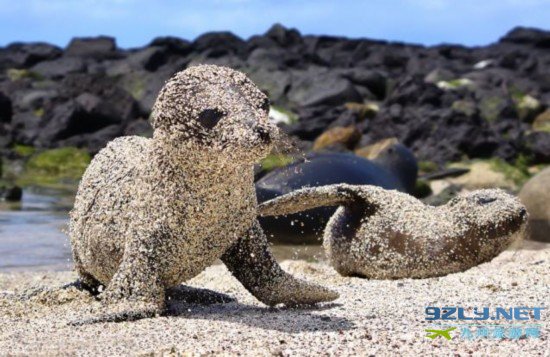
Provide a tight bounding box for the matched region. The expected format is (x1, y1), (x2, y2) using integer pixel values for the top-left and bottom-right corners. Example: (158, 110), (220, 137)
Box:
(0, 24), (548, 166)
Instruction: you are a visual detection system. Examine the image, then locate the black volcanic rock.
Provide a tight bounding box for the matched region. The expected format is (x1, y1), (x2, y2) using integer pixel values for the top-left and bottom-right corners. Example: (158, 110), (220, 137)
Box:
(37, 100), (96, 143)
(12, 88), (59, 112)
(0, 125), (10, 148)
(58, 124), (122, 154)
(0, 92), (12, 123)
(265, 23), (303, 48)
(126, 46), (168, 71)
(192, 32), (246, 58)
(10, 111), (41, 144)
(282, 105), (346, 140)
(65, 36), (118, 58)
(1, 42), (62, 68)
(149, 36), (192, 55)
(0, 25), (548, 167)
(287, 68), (362, 107)
(500, 27), (550, 48)
(32, 57), (87, 78)
(525, 132), (550, 163)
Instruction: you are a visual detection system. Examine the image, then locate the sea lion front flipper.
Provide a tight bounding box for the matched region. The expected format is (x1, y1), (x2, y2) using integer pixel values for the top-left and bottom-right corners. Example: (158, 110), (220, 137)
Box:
(258, 184), (372, 217)
(221, 221), (339, 306)
(77, 227), (167, 324)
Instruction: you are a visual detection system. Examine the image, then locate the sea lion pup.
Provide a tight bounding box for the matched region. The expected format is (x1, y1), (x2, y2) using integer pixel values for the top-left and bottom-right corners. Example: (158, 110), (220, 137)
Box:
(259, 184), (528, 279)
(256, 145), (418, 244)
(69, 64), (338, 322)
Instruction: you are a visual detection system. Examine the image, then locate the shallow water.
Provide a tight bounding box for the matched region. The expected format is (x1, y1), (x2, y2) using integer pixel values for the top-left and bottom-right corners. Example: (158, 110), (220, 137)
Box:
(0, 189), (324, 272)
(0, 189), (74, 271)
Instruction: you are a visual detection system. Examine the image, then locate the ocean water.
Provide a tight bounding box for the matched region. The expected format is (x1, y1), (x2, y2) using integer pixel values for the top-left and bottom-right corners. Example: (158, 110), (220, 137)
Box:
(0, 189), (73, 271)
(0, 189), (324, 272)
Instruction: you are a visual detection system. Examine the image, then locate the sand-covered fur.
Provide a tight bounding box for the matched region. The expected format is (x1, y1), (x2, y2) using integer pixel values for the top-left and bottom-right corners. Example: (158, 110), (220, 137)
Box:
(260, 184), (528, 278)
(68, 65), (337, 322)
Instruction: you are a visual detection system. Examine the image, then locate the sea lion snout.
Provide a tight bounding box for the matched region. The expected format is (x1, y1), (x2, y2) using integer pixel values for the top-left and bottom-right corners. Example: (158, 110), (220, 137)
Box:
(519, 207), (527, 219)
(509, 206), (528, 232)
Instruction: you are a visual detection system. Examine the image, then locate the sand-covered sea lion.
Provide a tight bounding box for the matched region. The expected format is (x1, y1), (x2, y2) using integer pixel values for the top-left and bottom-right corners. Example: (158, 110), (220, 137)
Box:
(259, 184), (527, 279)
(69, 65), (337, 322)
(256, 146), (417, 243)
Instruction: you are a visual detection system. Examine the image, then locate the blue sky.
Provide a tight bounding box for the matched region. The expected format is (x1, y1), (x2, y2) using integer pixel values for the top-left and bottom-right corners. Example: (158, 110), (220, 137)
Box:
(0, 0), (549, 48)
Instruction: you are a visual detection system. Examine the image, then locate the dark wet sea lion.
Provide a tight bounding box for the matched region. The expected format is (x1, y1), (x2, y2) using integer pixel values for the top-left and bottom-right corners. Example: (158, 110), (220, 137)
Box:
(259, 184), (528, 279)
(256, 147), (417, 243)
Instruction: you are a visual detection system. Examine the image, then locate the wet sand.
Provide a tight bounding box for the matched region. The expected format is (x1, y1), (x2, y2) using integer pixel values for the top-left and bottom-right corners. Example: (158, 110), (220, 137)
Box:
(0, 242), (548, 356)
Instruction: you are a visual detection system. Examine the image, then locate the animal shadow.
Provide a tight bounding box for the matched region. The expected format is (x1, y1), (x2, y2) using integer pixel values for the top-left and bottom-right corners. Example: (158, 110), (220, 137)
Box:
(164, 285), (353, 334)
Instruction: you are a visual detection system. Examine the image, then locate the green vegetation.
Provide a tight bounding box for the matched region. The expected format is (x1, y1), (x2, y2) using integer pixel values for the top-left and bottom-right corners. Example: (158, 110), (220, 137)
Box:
(488, 156), (531, 187)
(344, 102), (379, 120)
(6, 68), (43, 82)
(33, 108), (45, 118)
(508, 85), (525, 103)
(479, 96), (503, 122)
(447, 79), (469, 88)
(451, 100), (476, 117)
(533, 112), (550, 132)
(271, 105), (298, 124)
(17, 147), (91, 188)
(260, 153), (294, 172)
(437, 78), (474, 90)
(413, 179), (432, 199)
(507, 85), (541, 122)
(515, 95), (541, 122)
(122, 74), (146, 100)
(12, 144), (36, 157)
(418, 161), (438, 174)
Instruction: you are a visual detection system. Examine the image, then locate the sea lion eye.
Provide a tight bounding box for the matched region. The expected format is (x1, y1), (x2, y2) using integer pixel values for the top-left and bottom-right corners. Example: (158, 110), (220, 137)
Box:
(477, 197), (497, 205)
(197, 108), (224, 129)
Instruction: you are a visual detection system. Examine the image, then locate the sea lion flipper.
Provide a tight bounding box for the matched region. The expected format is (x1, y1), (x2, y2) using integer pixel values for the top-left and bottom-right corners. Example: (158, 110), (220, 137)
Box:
(91, 228), (166, 321)
(258, 184), (368, 217)
(222, 221), (339, 306)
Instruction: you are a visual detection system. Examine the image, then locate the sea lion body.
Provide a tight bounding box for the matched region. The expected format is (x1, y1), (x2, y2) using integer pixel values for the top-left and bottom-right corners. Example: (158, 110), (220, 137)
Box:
(69, 65), (337, 322)
(71, 136), (257, 287)
(260, 184), (527, 279)
(256, 148), (417, 243)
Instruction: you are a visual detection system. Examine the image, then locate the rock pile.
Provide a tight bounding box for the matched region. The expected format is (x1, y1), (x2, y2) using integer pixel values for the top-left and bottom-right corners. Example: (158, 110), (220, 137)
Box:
(0, 24), (548, 165)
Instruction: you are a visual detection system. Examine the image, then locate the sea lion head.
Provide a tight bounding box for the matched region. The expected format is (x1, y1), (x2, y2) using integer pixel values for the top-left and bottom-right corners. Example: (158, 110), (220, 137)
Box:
(447, 189), (528, 239)
(370, 139), (418, 193)
(151, 64), (278, 163)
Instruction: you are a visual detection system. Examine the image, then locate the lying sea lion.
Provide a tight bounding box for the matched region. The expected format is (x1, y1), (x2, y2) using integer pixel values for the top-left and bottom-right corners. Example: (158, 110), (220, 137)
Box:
(69, 65), (338, 323)
(259, 184), (527, 279)
(256, 145), (418, 244)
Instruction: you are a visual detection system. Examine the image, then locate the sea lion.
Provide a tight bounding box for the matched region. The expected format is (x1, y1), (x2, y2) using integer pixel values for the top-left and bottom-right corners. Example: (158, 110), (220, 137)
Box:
(69, 65), (338, 322)
(259, 184), (527, 279)
(256, 146), (417, 244)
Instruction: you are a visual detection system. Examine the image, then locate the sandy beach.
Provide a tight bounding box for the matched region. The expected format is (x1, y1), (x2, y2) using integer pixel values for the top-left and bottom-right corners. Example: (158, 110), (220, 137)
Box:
(0, 242), (548, 356)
